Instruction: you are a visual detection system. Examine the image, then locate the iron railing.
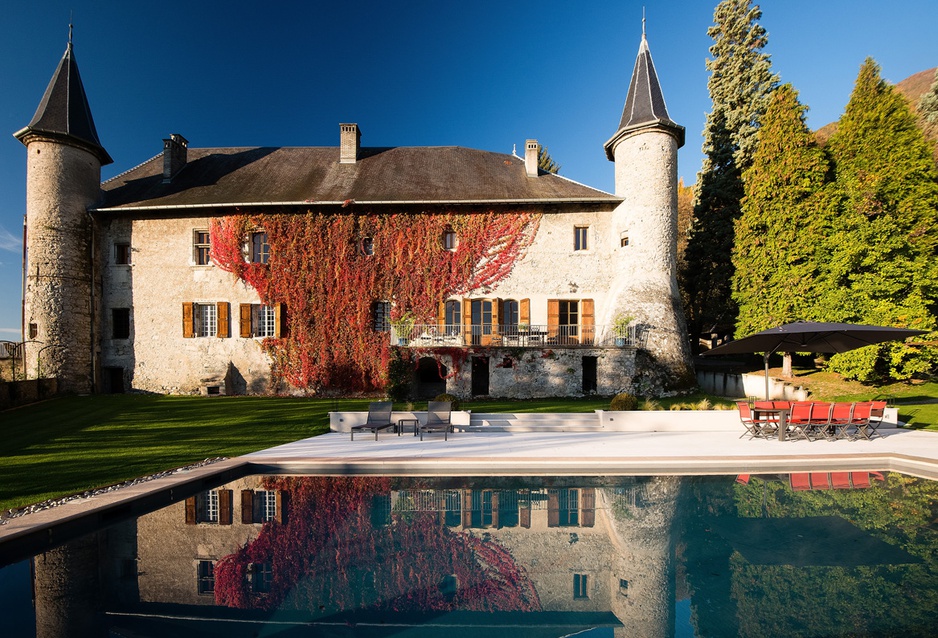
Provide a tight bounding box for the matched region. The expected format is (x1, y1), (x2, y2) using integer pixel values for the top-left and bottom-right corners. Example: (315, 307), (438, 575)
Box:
(390, 323), (644, 349)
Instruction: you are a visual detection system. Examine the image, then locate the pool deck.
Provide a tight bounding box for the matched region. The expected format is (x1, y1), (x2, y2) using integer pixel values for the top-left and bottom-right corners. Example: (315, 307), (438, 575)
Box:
(2, 423), (938, 566)
(246, 427), (938, 479)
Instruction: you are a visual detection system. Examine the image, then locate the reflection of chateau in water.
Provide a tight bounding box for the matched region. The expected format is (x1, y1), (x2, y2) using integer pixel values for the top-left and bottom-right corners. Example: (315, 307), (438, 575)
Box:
(28, 472), (938, 637)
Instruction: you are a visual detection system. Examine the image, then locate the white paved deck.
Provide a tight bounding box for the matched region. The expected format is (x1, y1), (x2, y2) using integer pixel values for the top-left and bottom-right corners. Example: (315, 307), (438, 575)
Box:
(245, 427), (938, 479)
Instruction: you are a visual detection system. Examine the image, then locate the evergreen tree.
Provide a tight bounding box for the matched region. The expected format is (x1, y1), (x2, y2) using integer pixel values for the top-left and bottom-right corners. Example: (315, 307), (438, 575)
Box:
(825, 59), (938, 381)
(732, 85), (834, 337)
(537, 146), (560, 174)
(919, 68), (938, 125)
(680, 0), (778, 348)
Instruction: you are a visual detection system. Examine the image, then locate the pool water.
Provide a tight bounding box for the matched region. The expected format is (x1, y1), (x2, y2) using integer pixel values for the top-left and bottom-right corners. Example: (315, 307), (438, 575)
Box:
(4, 472), (937, 637)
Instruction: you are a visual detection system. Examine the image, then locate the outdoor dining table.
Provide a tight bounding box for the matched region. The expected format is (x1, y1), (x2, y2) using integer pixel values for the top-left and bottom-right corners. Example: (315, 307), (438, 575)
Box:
(752, 407), (790, 441)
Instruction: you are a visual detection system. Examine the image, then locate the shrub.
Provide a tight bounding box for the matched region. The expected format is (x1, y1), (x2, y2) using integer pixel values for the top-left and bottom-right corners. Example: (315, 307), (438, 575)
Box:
(610, 393), (638, 411)
(640, 399), (663, 411)
(433, 393), (460, 410)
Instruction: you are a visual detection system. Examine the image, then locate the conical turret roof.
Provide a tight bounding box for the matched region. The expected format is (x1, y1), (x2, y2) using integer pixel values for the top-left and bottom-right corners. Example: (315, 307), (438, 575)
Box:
(604, 33), (684, 160)
(14, 38), (112, 165)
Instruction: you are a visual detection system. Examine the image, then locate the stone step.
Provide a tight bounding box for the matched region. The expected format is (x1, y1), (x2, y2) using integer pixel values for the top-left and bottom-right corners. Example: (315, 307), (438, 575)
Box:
(465, 412), (601, 432)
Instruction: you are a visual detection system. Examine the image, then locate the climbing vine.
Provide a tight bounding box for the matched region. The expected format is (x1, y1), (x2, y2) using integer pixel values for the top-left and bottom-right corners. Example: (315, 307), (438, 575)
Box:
(211, 209), (539, 392)
(213, 476), (542, 613)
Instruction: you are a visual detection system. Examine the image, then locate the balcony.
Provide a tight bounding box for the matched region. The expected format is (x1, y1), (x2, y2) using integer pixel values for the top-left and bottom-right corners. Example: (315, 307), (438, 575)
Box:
(389, 324), (644, 349)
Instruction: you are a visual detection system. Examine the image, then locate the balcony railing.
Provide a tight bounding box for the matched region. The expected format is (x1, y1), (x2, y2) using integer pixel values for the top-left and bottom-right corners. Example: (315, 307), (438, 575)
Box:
(390, 323), (644, 349)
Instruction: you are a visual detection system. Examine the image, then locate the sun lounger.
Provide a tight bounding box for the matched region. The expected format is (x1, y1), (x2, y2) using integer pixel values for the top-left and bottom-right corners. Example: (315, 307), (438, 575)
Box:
(350, 401), (395, 440)
(419, 401), (453, 441)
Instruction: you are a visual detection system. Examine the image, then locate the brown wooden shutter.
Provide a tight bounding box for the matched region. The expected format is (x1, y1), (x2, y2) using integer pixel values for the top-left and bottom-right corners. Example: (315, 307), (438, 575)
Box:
(520, 298), (530, 326)
(491, 491), (500, 529)
(492, 298), (501, 338)
(581, 488), (595, 527)
(463, 298), (472, 346)
(217, 302), (230, 338)
(240, 304), (253, 338)
(218, 489), (233, 525)
(241, 490), (254, 524)
(581, 299), (595, 345)
(462, 490), (472, 529)
(520, 490), (531, 529)
(547, 489), (560, 527)
(185, 496), (197, 524)
(547, 299), (560, 340)
(274, 303), (285, 338)
(275, 490), (285, 524)
(438, 302), (446, 331)
(182, 303), (194, 338)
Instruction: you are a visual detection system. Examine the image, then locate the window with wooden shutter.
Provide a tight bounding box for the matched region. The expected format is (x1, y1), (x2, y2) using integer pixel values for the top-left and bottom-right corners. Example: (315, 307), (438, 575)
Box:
(581, 299), (595, 345)
(462, 299), (472, 346)
(240, 304), (252, 338)
(547, 299), (560, 340)
(241, 490), (254, 524)
(217, 302), (230, 338)
(185, 496), (197, 524)
(274, 303), (284, 338)
(275, 491), (285, 524)
(218, 489), (233, 525)
(581, 487), (595, 527)
(462, 490), (472, 529)
(182, 302), (195, 338)
(519, 298), (530, 327)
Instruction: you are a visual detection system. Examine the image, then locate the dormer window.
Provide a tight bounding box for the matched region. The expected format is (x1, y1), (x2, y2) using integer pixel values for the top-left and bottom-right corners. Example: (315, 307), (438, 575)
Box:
(442, 228), (458, 251)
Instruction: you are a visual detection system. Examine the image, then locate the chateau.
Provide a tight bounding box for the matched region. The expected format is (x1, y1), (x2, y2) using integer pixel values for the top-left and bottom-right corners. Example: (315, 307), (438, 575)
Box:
(15, 31), (692, 398)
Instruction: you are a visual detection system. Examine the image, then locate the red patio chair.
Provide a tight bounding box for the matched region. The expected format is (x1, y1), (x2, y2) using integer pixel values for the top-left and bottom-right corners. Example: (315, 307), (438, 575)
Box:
(850, 402), (874, 440)
(830, 472), (852, 489)
(829, 403), (855, 440)
(787, 402), (813, 441)
(808, 402), (834, 441)
(810, 472), (831, 490)
(736, 402), (762, 439)
(867, 400), (887, 439)
(789, 473), (811, 491)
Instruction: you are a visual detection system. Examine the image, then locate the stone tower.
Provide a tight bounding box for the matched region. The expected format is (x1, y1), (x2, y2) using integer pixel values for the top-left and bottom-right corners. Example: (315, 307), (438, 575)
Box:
(14, 35), (111, 393)
(602, 28), (693, 388)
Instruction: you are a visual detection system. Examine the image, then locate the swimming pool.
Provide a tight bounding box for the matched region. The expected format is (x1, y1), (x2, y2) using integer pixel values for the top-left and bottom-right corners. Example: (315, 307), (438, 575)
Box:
(4, 471), (937, 636)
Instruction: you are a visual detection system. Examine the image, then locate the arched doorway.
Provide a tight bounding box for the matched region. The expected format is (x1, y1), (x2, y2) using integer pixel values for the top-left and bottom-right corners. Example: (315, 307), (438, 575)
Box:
(415, 356), (447, 399)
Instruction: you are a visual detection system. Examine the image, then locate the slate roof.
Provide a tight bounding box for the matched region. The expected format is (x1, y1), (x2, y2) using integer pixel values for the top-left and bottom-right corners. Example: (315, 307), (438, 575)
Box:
(14, 41), (112, 165)
(97, 145), (619, 211)
(604, 34), (684, 160)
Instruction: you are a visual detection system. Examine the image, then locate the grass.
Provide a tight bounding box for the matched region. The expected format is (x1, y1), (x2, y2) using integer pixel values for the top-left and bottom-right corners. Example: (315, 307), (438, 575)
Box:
(1, 379), (935, 512)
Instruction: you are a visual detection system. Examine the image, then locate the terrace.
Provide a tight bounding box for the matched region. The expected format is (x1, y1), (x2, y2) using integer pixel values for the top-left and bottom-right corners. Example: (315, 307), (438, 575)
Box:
(390, 323), (644, 349)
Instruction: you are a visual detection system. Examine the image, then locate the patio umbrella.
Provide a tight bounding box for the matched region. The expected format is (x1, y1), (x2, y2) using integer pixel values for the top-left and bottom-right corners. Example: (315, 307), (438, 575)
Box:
(701, 321), (927, 399)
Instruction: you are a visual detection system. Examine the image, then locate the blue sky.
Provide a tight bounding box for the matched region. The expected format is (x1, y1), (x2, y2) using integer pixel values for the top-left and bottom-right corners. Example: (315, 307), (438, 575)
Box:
(1, 0), (936, 336)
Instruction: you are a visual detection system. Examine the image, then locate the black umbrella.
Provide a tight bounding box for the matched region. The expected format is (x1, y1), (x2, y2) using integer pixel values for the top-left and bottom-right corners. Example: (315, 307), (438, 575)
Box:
(701, 321), (927, 399)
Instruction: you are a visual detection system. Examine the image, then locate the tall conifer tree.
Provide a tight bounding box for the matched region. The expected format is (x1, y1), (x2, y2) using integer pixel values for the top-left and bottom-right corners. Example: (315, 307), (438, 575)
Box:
(681, 0), (778, 348)
(826, 59), (938, 381)
(732, 85), (833, 336)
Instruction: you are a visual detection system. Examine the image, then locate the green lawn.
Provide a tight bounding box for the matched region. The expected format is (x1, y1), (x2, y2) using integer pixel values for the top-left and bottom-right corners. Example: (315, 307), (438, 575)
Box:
(1, 385), (935, 512)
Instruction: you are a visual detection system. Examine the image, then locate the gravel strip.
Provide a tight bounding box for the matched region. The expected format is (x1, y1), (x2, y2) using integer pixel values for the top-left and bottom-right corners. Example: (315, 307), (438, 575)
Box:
(1, 457), (228, 524)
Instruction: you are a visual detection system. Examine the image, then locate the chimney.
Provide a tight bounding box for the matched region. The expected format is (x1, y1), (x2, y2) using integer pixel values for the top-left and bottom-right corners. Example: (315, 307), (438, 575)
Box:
(525, 139), (539, 177)
(162, 133), (188, 183)
(340, 123), (361, 164)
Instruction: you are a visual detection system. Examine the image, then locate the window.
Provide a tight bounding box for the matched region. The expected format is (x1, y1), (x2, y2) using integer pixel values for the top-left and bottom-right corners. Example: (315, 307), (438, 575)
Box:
(548, 488), (579, 527)
(574, 226), (589, 251)
(442, 228), (458, 251)
(254, 305), (276, 338)
(573, 573), (590, 599)
(251, 562), (273, 593)
(112, 308), (130, 339)
(115, 242), (131, 265)
(501, 300), (519, 331)
(194, 230), (211, 265)
(195, 490), (219, 523)
(197, 560), (215, 595)
(373, 301), (391, 332)
(251, 232), (270, 264)
(559, 300), (579, 341)
(255, 490), (278, 522)
(444, 300), (461, 335)
(195, 303), (217, 337)
(620, 231), (630, 247)
(361, 237), (374, 256)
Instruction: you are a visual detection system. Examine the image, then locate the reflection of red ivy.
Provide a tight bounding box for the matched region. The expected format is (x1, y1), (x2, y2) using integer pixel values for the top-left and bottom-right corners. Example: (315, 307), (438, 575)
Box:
(211, 210), (539, 392)
(214, 477), (541, 613)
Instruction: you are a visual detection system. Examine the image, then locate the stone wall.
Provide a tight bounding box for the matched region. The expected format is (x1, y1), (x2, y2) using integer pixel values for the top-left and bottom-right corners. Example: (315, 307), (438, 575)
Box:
(100, 215), (273, 394)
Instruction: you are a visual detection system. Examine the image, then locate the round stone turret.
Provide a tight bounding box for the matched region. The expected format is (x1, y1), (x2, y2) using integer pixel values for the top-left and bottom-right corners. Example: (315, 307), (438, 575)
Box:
(14, 38), (111, 392)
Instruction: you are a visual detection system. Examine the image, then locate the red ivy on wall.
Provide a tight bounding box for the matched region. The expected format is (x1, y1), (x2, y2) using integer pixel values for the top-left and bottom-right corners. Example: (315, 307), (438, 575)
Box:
(211, 209), (539, 392)
(213, 476), (541, 613)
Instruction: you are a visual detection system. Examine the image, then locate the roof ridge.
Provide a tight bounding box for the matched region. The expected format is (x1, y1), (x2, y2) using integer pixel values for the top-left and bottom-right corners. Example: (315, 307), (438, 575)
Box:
(102, 153), (161, 185)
